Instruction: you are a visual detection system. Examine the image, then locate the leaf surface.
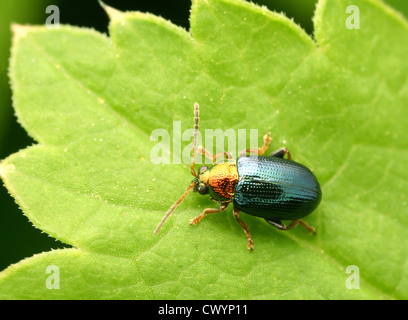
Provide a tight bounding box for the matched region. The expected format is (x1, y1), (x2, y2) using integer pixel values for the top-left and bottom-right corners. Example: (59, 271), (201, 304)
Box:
(1, 0), (407, 299)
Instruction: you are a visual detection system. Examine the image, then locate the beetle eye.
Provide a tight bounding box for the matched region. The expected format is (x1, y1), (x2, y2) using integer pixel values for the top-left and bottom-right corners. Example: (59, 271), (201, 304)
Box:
(198, 166), (208, 174)
(198, 184), (208, 195)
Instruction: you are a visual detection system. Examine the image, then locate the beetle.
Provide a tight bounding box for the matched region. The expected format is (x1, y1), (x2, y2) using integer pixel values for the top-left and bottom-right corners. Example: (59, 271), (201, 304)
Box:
(154, 102), (322, 250)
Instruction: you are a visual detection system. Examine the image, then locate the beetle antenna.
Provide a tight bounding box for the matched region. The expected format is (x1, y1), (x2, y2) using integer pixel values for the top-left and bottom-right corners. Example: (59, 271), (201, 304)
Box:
(190, 102), (200, 177)
(155, 103), (200, 235)
(154, 181), (197, 235)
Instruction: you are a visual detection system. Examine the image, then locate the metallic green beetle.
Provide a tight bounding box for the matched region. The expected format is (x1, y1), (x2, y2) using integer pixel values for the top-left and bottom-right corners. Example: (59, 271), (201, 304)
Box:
(155, 103), (321, 250)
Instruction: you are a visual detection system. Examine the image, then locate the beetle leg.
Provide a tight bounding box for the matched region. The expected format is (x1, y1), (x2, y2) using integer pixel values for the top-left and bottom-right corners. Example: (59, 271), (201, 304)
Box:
(286, 219), (316, 234)
(239, 132), (272, 156)
(265, 218), (316, 234)
(197, 146), (232, 163)
(233, 207), (254, 251)
(190, 202), (229, 225)
(298, 219), (316, 234)
(264, 219), (286, 230)
(269, 147), (292, 160)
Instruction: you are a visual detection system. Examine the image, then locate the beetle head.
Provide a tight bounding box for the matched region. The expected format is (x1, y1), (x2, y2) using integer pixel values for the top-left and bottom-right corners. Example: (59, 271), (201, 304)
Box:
(192, 165), (210, 195)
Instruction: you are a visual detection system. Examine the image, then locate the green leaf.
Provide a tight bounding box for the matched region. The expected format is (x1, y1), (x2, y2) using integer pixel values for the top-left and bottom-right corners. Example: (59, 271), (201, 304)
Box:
(1, 0), (408, 299)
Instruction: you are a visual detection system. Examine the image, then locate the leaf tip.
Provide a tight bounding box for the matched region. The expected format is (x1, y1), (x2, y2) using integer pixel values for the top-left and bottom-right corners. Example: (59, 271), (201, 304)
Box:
(0, 160), (15, 180)
(99, 1), (124, 22)
(10, 24), (33, 42)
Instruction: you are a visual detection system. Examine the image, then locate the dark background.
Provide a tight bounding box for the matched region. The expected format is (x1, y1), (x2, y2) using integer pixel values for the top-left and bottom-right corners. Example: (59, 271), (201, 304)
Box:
(0, 0), (407, 271)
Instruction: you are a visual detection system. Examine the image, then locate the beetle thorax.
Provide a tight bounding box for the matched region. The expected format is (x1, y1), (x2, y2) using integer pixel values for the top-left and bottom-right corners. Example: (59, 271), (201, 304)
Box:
(205, 162), (238, 202)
